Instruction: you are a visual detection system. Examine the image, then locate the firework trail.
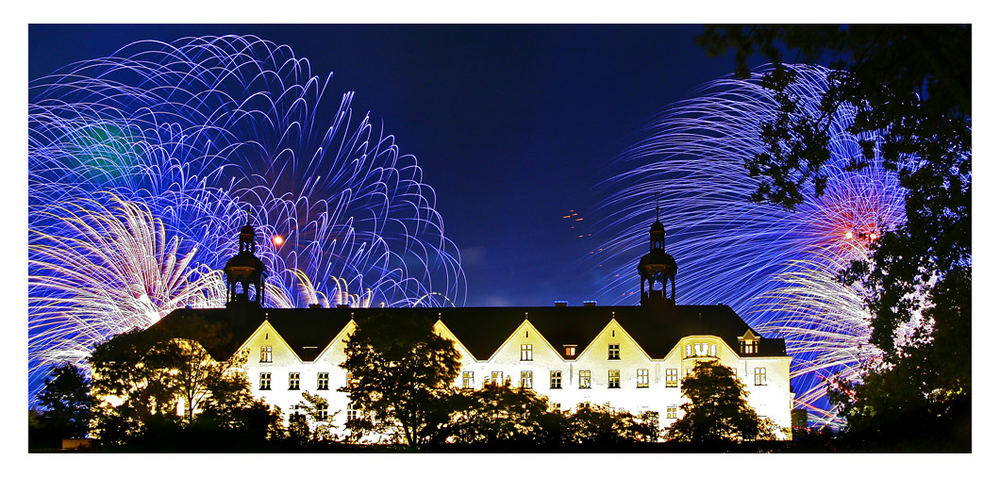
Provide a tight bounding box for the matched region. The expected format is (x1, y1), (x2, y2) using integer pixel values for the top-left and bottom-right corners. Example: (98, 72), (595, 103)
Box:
(753, 245), (881, 427)
(29, 35), (466, 398)
(594, 65), (906, 425)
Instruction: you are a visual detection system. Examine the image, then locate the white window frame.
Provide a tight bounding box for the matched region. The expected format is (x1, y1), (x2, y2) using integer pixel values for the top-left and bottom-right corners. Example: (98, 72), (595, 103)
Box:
(462, 371), (474, 389)
(317, 372), (329, 390)
(520, 370), (533, 389)
(608, 343), (621, 360)
(259, 372), (271, 390)
(521, 344), (533, 361)
(609, 369), (621, 389)
(579, 370), (591, 389)
(260, 345), (272, 363)
(288, 372), (300, 390)
(491, 371), (504, 387)
(637, 368), (649, 388)
(754, 367), (767, 386)
(665, 368), (679, 387)
(550, 370), (562, 389)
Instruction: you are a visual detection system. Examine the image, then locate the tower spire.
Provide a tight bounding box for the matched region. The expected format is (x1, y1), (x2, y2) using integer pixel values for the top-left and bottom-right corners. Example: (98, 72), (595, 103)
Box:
(655, 193), (660, 222)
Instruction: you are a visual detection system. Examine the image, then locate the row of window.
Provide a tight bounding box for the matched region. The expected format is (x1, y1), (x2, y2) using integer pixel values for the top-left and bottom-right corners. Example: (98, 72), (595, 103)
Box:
(459, 367), (768, 390)
(259, 371), (331, 391)
(293, 404), (686, 424)
(289, 403), (361, 422)
(259, 367), (768, 392)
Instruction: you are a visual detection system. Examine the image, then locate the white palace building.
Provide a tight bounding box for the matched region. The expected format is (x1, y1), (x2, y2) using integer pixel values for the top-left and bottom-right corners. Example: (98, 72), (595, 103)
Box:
(147, 213), (795, 440)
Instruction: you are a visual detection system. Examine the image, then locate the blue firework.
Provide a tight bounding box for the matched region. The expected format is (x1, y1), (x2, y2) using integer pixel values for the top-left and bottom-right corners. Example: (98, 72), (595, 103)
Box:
(593, 65), (907, 427)
(29, 35), (466, 399)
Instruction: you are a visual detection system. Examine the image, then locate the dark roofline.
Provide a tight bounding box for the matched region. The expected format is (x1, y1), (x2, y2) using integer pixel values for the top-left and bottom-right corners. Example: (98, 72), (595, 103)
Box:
(144, 304), (788, 363)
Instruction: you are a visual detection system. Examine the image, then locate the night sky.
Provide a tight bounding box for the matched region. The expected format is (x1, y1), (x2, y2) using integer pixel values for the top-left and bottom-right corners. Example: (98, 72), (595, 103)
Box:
(29, 24), (751, 307)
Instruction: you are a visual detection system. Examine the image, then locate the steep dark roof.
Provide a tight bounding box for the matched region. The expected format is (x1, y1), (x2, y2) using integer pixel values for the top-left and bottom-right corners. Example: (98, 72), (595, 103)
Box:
(147, 306), (263, 361)
(146, 304), (786, 362)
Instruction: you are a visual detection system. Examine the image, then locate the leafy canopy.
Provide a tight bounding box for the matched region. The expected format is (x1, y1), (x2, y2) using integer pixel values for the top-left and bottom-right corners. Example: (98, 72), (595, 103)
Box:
(339, 312), (461, 448)
(699, 26), (970, 445)
(668, 360), (777, 443)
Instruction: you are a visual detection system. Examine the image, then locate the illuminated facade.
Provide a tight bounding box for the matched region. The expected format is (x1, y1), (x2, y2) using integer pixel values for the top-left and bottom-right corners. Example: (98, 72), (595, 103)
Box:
(149, 217), (795, 440)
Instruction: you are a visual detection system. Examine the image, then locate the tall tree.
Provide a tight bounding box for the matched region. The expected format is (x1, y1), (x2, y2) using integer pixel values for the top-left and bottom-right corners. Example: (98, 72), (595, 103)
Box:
(698, 25), (970, 446)
(340, 312), (462, 448)
(30, 363), (95, 448)
(667, 360), (777, 444)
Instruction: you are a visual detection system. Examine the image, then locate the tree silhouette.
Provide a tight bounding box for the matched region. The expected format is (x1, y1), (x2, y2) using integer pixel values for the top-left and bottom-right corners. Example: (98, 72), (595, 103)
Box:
(88, 323), (274, 448)
(29, 363), (95, 448)
(699, 25), (970, 449)
(667, 360), (777, 444)
(340, 312), (461, 448)
(564, 403), (659, 446)
(430, 382), (564, 447)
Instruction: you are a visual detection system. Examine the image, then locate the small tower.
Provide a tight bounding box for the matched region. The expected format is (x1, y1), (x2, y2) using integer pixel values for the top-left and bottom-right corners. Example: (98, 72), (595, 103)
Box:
(224, 223), (266, 306)
(637, 200), (677, 306)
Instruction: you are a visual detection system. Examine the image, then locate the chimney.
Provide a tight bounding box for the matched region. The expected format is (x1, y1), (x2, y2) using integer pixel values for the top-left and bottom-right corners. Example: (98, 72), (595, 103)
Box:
(554, 301), (568, 307)
(583, 301), (596, 307)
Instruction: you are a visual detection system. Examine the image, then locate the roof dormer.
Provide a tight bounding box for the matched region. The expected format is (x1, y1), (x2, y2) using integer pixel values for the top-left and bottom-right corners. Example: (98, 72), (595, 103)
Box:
(739, 329), (760, 354)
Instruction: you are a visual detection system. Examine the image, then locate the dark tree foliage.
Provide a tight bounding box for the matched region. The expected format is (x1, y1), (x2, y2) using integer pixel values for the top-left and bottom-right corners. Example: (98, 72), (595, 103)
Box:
(295, 391), (335, 442)
(428, 382), (565, 448)
(667, 360), (777, 444)
(87, 320), (279, 449)
(340, 312), (462, 448)
(425, 384), (660, 450)
(699, 26), (970, 449)
(29, 363), (95, 449)
(564, 403), (659, 446)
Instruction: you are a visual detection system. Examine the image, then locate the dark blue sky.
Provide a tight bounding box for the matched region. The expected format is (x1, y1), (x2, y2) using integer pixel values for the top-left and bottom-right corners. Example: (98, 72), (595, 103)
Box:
(29, 24), (748, 307)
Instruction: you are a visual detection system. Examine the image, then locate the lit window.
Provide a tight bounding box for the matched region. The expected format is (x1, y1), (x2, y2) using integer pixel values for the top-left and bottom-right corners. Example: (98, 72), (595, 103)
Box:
(491, 371), (504, 387)
(317, 372), (329, 390)
(609, 369), (621, 389)
(521, 344), (533, 361)
(260, 346), (272, 363)
(318, 403), (328, 421)
(608, 343), (621, 359)
(579, 370), (591, 389)
(550, 371), (562, 389)
(666, 406), (678, 420)
(564, 345), (577, 357)
(742, 340), (759, 354)
(637, 369), (649, 388)
(754, 367), (767, 386)
(689, 343), (717, 357)
(521, 370), (533, 389)
(259, 372), (271, 390)
(665, 368), (679, 387)
(346, 403), (359, 421)
(462, 371), (474, 389)
(288, 372), (300, 390)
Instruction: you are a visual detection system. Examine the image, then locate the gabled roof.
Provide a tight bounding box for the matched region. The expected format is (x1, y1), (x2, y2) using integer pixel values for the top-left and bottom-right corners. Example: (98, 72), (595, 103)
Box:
(146, 304), (786, 362)
(147, 307), (263, 361)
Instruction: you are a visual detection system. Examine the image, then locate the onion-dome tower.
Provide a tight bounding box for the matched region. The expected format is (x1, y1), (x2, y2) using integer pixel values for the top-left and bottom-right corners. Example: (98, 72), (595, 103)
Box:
(637, 201), (677, 306)
(224, 223), (266, 306)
